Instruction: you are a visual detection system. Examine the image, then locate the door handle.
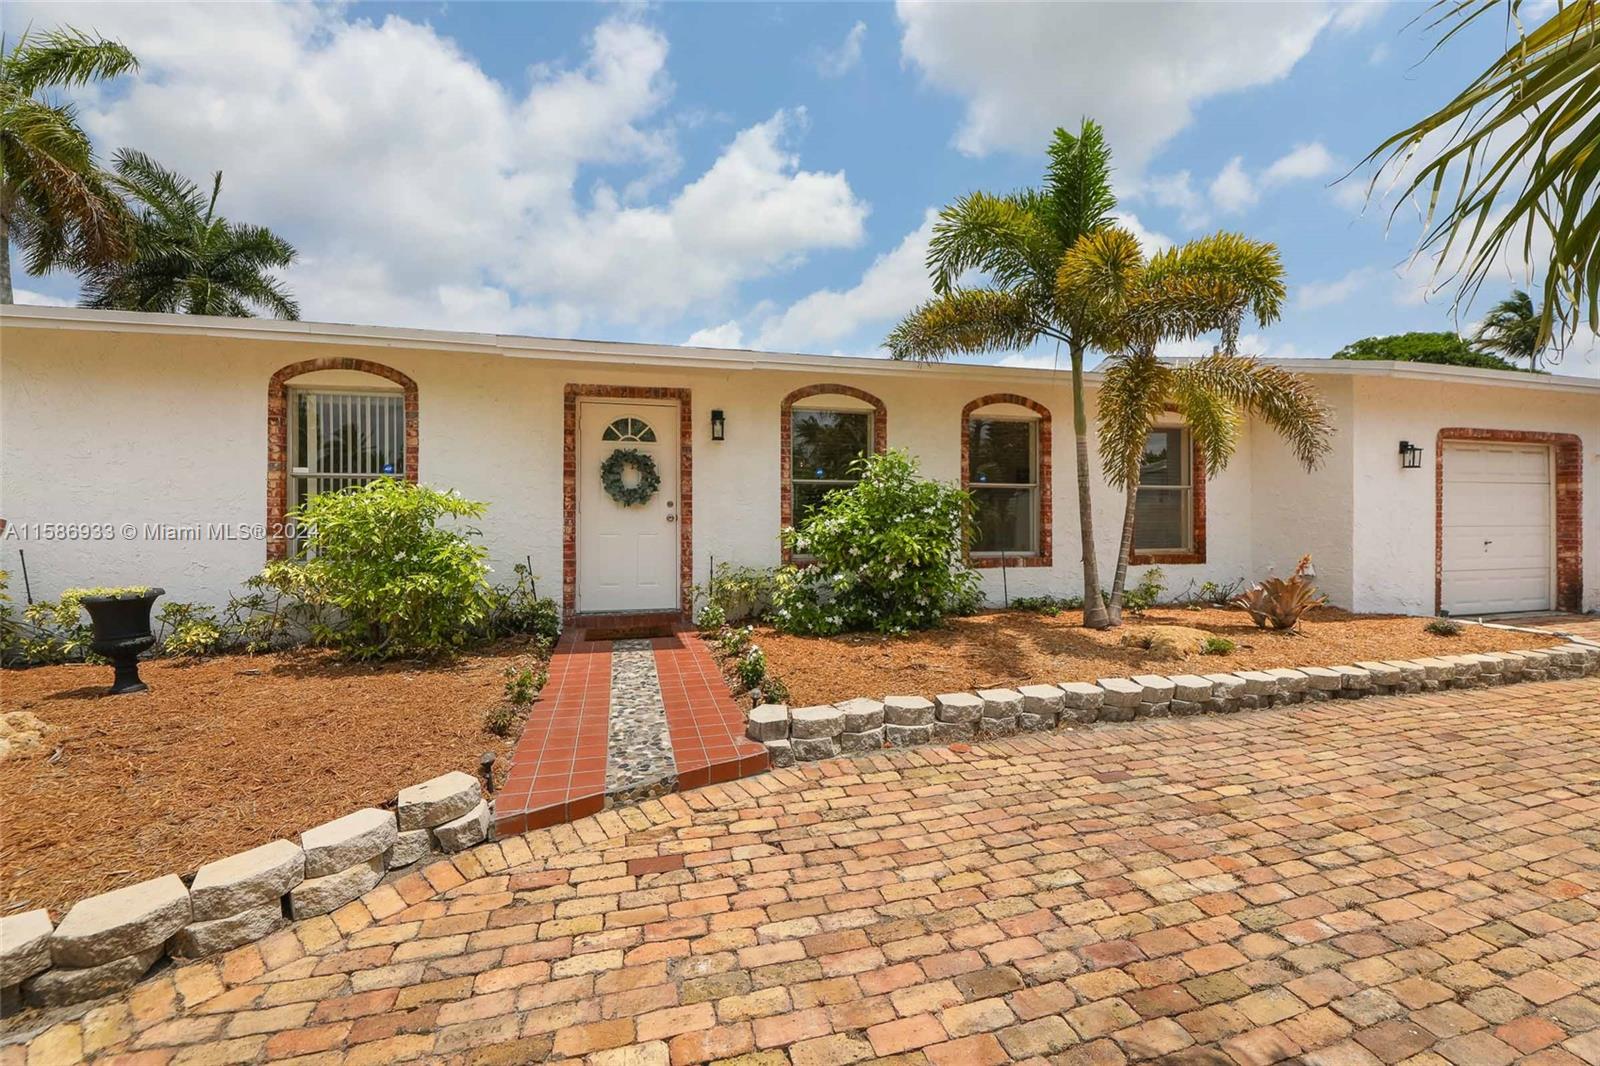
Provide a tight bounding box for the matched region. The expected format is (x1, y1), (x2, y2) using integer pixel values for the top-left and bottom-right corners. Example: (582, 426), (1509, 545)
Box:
(666, 514), (678, 523)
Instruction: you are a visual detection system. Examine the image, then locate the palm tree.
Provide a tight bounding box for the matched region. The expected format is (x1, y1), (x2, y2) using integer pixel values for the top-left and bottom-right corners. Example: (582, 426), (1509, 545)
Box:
(887, 120), (1120, 627)
(1, 27), (138, 303)
(1064, 228), (1333, 623)
(81, 150), (299, 318)
(1361, 0), (1598, 349)
(1472, 289), (1548, 369)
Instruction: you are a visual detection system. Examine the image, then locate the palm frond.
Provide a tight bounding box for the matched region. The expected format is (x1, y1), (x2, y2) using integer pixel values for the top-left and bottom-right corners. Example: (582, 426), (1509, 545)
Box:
(1178, 352), (1334, 470)
(5, 28), (138, 93)
(1095, 348), (1171, 488)
(1360, 0), (1600, 344)
(926, 191), (1061, 296)
(1042, 119), (1117, 247)
(885, 287), (1045, 362)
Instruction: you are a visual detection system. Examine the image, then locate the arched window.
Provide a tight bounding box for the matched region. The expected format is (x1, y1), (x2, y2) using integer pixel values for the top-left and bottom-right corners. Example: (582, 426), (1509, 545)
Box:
(962, 394), (1051, 568)
(601, 417), (657, 443)
(779, 384), (888, 558)
(266, 358), (418, 559)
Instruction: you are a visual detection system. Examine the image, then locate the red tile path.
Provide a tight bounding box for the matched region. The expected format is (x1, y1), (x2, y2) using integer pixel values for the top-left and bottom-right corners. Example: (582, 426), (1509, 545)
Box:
(494, 628), (766, 835)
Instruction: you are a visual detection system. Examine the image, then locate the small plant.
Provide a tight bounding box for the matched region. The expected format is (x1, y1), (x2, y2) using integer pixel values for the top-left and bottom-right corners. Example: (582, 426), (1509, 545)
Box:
(736, 645), (768, 690)
(696, 601), (727, 632)
(1200, 635), (1236, 655)
(7, 592), (97, 665)
(485, 564), (560, 645)
(484, 703), (518, 737)
(503, 665), (544, 706)
(1425, 617), (1463, 637)
(155, 601), (226, 657)
(717, 625), (753, 658)
(1233, 555), (1327, 632)
(759, 673), (790, 703)
(1120, 569), (1166, 616)
(1011, 594), (1083, 616)
(694, 563), (779, 624)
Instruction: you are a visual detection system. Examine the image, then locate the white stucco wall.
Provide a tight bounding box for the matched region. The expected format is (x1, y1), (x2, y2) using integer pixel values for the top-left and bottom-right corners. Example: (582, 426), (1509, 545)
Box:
(2, 310), (1594, 619)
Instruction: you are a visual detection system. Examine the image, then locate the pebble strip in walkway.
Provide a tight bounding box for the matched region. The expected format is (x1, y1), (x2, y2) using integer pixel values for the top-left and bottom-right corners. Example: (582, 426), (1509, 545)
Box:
(495, 630), (766, 835)
(603, 640), (678, 804)
(7, 677), (1597, 1065)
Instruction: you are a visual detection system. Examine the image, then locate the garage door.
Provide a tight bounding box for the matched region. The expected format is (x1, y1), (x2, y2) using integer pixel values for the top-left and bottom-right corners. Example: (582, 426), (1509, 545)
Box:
(1441, 441), (1553, 615)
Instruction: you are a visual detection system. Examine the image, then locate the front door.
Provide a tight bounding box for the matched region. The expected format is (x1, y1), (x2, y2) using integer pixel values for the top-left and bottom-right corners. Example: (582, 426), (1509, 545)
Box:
(577, 399), (680, 613)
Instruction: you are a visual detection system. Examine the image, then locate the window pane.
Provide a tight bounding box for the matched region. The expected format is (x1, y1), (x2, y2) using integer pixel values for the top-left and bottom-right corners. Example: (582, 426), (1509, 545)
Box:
(972, 487), (1035, 553)
(309, 393), (405, 475)
(793, 482), (848, 526)
(968, 420), (1033, 484)
(1134, 487), (1188, 551)
(1141, 429), (1186, 486)
(792, 410), (870, 481)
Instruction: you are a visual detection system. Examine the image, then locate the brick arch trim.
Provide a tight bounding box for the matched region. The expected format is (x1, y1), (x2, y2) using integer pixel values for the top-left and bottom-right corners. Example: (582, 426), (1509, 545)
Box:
(961, 393), (1052, 568)
(1435, 428), (1582, 613)
(780, 384), (888, 561)
(266, 358), (419, 560)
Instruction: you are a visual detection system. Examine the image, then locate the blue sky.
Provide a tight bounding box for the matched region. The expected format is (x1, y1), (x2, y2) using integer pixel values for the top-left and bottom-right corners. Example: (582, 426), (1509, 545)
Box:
(10, 1), (1597, 376)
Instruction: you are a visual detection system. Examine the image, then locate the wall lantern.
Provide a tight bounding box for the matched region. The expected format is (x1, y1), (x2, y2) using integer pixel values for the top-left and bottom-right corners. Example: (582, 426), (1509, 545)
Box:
(710, 409), (726, 441)
(1398, 440), (1423, 469)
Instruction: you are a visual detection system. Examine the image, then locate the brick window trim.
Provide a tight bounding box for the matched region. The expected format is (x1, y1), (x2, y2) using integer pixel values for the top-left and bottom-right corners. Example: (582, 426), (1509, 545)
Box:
(780, 384), (888, 564)
(265, 358), (418, 561)
(1434, 427), (1583, 614)
(1127, 425), (1207, 566)
(564, 384), (694, 621)
(962, 394), (1053, 569)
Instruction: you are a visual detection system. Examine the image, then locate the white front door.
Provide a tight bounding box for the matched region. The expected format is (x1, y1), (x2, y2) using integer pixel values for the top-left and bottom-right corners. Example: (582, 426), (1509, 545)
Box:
(1441, 441), (1554, 615)
(577, 400), (680, 613)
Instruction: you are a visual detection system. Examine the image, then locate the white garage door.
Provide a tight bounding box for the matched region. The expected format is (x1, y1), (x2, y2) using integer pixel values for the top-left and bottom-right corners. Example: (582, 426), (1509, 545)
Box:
(1441, 441), (1553, 615)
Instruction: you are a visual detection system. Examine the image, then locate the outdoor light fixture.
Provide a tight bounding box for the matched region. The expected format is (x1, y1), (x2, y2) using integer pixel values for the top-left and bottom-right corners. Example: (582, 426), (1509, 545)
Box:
(1398, 440), (1423, 469)
(711, 409), (725, 441)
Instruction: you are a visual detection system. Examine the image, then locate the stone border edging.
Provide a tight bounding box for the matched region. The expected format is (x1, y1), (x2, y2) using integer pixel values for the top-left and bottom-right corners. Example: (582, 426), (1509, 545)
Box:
(747, 643), (1600, 767)
(0, 771), (492, 1010)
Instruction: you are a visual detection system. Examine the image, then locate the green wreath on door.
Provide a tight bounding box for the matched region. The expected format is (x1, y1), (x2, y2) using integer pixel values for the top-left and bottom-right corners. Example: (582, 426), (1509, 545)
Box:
(600, 448), (661, 506)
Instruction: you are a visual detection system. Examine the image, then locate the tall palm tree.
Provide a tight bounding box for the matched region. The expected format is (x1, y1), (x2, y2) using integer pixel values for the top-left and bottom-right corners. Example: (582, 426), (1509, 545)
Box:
(1064, 228), (1333, 623)
(82, 150), (299, 318)
(887, 120), (1120, 627)
(1361, 0), (1599, 349)
(1472, 289), (1548, 369)
(1, 27), (138, 303)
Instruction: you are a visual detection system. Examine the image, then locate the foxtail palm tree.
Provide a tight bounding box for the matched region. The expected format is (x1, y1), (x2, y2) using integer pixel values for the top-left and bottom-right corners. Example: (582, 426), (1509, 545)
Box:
(1472, 289), (1547, 369)
(1361, 0), (1599, 349)
(1, 26), (138, 303)
(887, 119), (1120, 627)
(82, 150), (299, 318)
(1063, 228), (1333, 622)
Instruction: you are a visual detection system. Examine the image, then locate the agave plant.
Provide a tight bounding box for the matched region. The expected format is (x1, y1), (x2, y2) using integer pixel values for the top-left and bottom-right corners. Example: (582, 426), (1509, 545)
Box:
(1233, 555), (1327, 631)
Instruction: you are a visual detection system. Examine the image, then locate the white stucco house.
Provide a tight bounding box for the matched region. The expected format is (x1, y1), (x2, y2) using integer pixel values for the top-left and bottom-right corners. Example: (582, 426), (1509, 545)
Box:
(2, 305), (1595, 624)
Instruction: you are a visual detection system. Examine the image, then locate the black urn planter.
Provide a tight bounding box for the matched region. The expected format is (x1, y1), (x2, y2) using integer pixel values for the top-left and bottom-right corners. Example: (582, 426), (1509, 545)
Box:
(80, 588), (165, 694)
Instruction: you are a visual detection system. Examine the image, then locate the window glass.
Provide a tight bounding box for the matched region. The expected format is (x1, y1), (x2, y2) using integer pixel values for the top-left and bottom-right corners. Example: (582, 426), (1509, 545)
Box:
(1140, 428), (1185, 485)
(968, 420), (1033, 484)
(290, 389), (406, 512)
(791, 410), (870, 481)
(602, 417), (656, 442)
(972, 487), (1035, 553)
(1133, 428), (1191, 551)
(967, 417), (1037, 554)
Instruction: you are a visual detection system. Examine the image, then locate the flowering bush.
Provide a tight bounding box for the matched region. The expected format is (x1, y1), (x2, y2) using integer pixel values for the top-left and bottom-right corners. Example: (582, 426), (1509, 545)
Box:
(771, 449), (981, 636)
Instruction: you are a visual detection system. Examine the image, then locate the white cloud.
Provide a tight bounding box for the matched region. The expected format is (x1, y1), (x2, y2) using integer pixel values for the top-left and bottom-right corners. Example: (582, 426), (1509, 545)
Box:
(9, 5), (868, 332)
(685, 321), (744, 348)
(755, 210), (936, 351)
(896, 1), (1344, 166)
(1110, 212), (1173, 255)
(1136, 172), (1209, 230)
(1262, 142), (1336, 186)
(13, 288), (72, 307)
(1296, 266), (1379, 310)
(1209, 157), (1259, 215)
(815, 20), (867, 77)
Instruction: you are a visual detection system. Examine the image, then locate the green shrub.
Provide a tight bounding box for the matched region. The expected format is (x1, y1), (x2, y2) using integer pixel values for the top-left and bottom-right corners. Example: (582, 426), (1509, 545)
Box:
(1011, 594), (1083, 616)
(1120, 569), (1167, 616)
(4, 589), (96, 665)
(258, 479), (494, 659)
(485, 564), (560, 645)
(503, 664), (543, 706)
(1200, 635), (1236, 655)
(484, 704), (518, 737)
(695, 563), (778, 623)
(759, 673), (790, 703)
(736, 645), (768, 690)
(155, 601), (226, 657)
(717, 625), (753, 658)
(1425, 617), (1463, 637)
(696, 601), (727, 632)
(772, 449), (981, 636)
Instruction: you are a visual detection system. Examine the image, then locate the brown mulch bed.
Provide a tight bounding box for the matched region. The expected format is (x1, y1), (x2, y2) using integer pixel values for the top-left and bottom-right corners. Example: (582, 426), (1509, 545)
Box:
(1, 639), (546, 919)
(755, 607), (1556, 707)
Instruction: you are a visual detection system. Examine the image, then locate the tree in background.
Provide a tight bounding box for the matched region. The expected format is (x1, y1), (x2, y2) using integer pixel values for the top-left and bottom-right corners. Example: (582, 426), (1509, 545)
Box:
(1, 27), (137, 304)
(1063, 228), (1332, 623)
(886, 120), (1120, 628)
(1472, 289), (1548, 369)
(1332, 331), (1524, 371)
(81, 150), (299, 318)
(1361, 0), (1599, 351)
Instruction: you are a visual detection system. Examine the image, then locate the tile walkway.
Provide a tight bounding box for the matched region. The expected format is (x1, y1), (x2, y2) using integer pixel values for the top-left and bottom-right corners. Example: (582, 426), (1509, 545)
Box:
(494, 629), (767, 835)
(7, 677), (1598, 1065)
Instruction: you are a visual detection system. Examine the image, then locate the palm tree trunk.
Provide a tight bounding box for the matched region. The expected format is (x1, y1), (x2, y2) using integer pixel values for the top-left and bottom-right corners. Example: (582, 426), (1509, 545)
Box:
(1106, 472), (1140, 626)
(0, 210), (13, 305)
(1071, 343), (1110, 628)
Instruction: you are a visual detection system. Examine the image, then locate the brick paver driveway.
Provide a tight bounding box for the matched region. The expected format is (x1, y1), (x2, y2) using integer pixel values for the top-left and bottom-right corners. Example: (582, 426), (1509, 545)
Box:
(10, 678), (1600, 1066)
